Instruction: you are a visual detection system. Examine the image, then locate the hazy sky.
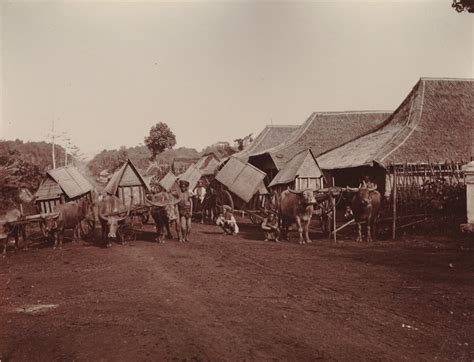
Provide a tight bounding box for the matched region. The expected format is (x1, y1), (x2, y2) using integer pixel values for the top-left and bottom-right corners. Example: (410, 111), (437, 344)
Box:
(1, 1), (473, 159)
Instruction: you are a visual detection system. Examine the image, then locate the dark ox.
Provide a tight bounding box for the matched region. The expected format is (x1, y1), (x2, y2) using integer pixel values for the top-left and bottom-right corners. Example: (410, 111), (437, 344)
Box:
(42, 198), (92, 249)
(351, 188), (381, 242)
(97, 195), (128, 247)
(279, 189), (317, 244)
(1, 209), (26, 257)
(146, 192), (182, 243)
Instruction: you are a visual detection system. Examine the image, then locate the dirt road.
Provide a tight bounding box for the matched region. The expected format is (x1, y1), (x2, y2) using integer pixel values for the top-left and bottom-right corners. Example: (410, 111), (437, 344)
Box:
(0, 221), (473, 360)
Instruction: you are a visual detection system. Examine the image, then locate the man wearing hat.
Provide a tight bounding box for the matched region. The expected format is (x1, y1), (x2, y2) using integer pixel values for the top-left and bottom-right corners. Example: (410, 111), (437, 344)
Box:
(177, 179), (193, 242)
(216, 205), (239, 235)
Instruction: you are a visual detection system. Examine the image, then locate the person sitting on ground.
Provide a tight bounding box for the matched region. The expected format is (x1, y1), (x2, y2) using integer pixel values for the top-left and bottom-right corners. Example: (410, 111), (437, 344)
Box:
(216, 205), (239, 235)
(261, 212), (280, 242)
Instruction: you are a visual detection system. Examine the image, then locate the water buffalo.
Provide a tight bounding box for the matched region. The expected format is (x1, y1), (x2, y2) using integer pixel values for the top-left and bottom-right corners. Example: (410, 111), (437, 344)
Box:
(1, 209), (25, 257)
(41, 198), (93, 249)
(146, 192), (182, 243)
(279, 189), (317, 244)
(97, 195), (128, 247)
(351, 187), (381, 242)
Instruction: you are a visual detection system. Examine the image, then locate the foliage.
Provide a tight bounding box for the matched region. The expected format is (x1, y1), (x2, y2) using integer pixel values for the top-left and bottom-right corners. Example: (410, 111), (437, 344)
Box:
(0, 149), (43, 210)
(0, 139), (68, 170)
(144, 122), (177, 160)
(201, 142), (237, 159)
(452, 0), (474, 12)
(233, 134), (253, 151)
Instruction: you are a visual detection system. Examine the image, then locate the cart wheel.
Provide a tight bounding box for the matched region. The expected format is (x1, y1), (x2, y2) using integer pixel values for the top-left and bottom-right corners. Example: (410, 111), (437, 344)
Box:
(80, 218), (95, 239)
(217, 190), (234, 211)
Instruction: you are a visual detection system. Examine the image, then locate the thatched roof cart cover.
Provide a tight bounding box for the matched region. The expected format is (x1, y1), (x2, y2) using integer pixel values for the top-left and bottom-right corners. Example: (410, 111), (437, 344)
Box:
(233, 125), (299, 162)
(194, 153), (220, 176)
(179, 165), (203, 190)
(215, 157), (267, 203)
(104, 159), (149, 195)
(249, 111), (390, 170)
(269, 149), (324, 188)
(158, 171), (178, 192)
(317, 78), (474, 170)
(36, 166), (93, 201)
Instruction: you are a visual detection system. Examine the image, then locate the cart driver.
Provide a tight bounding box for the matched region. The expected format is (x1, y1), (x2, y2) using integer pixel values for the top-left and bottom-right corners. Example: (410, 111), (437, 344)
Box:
(216, 205), (239, 235)
(261, 212), (280, 242)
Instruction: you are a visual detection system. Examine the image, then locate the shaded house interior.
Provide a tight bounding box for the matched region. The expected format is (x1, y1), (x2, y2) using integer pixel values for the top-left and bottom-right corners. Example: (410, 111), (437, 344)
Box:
(104, 159), (149, 207)
(35, 166), (93, 214)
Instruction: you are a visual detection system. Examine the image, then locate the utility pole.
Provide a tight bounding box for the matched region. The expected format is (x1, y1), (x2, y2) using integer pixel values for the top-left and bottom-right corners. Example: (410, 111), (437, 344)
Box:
(51, 119), (56, 169)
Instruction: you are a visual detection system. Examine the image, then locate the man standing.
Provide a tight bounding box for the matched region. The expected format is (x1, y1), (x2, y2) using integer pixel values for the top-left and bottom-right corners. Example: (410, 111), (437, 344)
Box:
(194, 180), (207, 224)
(177, 180), (193, 242)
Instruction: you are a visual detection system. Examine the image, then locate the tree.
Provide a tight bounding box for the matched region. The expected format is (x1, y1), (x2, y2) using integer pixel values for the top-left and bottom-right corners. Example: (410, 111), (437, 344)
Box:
(144, 122), (177, 160)
(233, 133), (253, 151)
(452, 0), (474, 12)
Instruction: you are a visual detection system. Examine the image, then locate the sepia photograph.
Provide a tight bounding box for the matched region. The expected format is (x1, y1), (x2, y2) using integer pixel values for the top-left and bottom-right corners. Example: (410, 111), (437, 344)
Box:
(0, 0), (473, 360)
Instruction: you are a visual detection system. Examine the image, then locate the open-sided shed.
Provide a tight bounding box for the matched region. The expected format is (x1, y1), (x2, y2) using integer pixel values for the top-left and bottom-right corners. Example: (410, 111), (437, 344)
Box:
(104, 159), (149, 207)
(35, 166), (93, 214)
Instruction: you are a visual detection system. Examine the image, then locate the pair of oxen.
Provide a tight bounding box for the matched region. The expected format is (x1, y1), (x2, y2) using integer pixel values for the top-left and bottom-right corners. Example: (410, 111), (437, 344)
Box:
(278, 186), (381, 244)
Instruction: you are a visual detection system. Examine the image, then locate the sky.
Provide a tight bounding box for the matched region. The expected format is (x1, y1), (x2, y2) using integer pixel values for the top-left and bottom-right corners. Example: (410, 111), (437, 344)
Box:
(1, 0), (473, 159)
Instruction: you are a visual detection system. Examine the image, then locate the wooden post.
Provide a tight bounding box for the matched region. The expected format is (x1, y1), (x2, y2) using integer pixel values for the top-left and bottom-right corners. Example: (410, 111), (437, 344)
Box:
(332, 177), (337, 244)
(392, 167), (397, 240)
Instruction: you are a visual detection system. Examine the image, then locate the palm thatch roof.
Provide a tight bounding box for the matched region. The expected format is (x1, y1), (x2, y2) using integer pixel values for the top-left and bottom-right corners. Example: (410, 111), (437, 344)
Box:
(179, 165), (203, 190)
(249, 111), (390, 171)
(36, 166), (93, 201)
(194, 153), (220, 176)
(159, 171), (178, 192)
(215, 157), (267, 203)
(233, 125), (299, 162)
(269, 149), (324, 188)
(104, 159), (149, 196)
(317, 78), (474, 170)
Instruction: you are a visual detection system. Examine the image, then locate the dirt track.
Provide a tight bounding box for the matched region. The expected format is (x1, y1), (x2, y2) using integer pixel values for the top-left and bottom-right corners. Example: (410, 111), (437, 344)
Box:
(0, 220), (473, 361)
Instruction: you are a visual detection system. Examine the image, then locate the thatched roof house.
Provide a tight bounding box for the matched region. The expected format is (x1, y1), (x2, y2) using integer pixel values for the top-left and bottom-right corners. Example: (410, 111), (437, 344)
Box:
(233, 125), (299, 162)
(35, 166), (93, 213)
(248, 111), (390, 182)
(104, 159), (149, 207)
(317, 78), (474, 170)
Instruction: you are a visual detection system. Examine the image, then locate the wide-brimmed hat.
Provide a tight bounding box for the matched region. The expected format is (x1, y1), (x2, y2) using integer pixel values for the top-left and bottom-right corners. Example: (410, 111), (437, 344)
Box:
(222, 205), (232, 212)
(179, 179), (190, 187)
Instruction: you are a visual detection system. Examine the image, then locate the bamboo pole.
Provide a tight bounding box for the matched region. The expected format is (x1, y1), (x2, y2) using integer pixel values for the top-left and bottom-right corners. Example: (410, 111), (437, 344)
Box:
(392, 167), (397, 240)
(332, 177), (337, 244)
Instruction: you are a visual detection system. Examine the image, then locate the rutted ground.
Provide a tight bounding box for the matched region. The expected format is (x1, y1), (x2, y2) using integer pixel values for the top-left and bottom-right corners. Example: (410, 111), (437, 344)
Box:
(0, 220), (472, 361)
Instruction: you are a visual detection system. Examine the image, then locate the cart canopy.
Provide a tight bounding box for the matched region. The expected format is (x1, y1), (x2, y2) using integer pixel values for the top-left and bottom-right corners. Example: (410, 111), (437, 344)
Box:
(215, 157), (267, 203)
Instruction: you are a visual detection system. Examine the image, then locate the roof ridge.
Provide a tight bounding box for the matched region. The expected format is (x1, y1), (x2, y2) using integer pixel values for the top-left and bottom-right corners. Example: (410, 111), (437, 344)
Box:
(420, 77), (474, 82)
(310, 110), (393, 115)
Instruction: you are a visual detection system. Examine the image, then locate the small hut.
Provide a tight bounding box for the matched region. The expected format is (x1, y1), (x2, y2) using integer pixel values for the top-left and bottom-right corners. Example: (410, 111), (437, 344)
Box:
(35, 166), (93, 214)
(104, 159), (149, 207)
(268, 149), (325, 193)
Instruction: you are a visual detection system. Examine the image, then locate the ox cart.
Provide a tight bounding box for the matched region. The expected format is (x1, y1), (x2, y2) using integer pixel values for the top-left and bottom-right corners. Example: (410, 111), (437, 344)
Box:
(213, 157), (279, 225)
